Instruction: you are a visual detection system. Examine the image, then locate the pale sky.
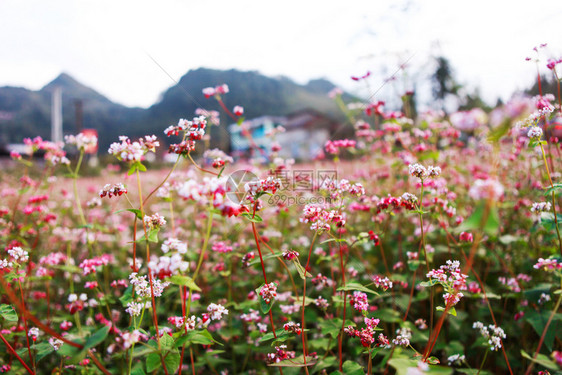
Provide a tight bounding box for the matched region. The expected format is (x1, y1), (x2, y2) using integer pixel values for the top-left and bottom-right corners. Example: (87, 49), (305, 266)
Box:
(1, 0), (561, 108)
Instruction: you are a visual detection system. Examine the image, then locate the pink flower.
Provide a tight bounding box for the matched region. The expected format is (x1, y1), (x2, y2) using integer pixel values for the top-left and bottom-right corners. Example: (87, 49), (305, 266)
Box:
(233, 105), (244, 116)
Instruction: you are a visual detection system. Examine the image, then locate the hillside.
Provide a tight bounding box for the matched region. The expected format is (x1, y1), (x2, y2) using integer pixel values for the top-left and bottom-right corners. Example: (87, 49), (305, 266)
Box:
(0, 69), (348, 151)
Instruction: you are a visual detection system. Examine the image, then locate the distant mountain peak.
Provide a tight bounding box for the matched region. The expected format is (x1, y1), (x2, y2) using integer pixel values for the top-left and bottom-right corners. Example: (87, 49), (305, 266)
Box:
(40, 72), (111, 104)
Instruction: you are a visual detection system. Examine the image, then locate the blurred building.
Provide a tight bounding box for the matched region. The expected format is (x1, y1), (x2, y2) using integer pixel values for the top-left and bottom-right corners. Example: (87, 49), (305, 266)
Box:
(228, 109), (339, 161)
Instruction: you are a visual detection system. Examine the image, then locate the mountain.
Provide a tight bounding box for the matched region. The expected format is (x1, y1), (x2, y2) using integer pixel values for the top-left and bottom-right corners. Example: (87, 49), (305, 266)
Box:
(0, 69), (349, 152)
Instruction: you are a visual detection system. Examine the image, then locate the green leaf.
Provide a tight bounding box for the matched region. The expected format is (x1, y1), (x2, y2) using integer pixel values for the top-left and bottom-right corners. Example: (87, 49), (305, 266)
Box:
(319, 318), (344, 339)
(436, 306), (457, 316)
(128, 161), (147, 175)
(337, 281), (378, 295)
(85, 325), (111, 349)
(458, 202), (499, 236)
(0, 304), (18, 322)
(115, 208), (143, 220)
(164, 352), (181, 373)
(168, 275), (201, 292)
(175, 329), (217, 347)
(342, 360), (364, 374)
(160, 333), (175, 352)
(147, 228), (160, 243)
(240, 212), (263, 223)
(146, 352), (161, 373)
(268, 354), (317, 367)
(34, 342), (54, 362)
(521, 349), (559, 371)
(248, 251), (283, 266)
(544, 183), (562, 196)
(293, 259), (312, 280)
(119, 285), (134, 307)
(525, 311), (562, 351)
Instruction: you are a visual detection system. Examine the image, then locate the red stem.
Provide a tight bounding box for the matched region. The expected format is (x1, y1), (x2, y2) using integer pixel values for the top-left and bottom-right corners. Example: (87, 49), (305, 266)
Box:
(0, 332), (34, 374)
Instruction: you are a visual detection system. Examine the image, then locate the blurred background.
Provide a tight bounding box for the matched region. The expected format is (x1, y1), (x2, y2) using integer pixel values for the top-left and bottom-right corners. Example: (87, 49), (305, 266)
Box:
(1, 0), (561, 158)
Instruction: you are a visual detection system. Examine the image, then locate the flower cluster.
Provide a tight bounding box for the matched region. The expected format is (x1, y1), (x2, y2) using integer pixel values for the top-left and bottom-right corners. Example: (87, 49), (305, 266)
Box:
(473, 322), (506, 351)
(244, 177), (282, 198)
(426, 260), (468, 306)
(392, 327), (412, 347)
(372, 275), (393, 291)
(266, 345), (295, 364)
(533, 257), (562, 271)
(408, 163), (441, 180)
(79, 254), (113, 276)
(108, 135), (159, 162)
(161, 238), (187, 254)
(99, 183), (127, 198)
(325, 139), (356, 154)
(283, 321), (302, 335)
(202, 84), (229, 98)
(143, 213), (166, 230)
(349, 291), (369, 312)
(530, 202), (552, 213)
(259, 282), (278, 304)
(65, 133), (98, 151)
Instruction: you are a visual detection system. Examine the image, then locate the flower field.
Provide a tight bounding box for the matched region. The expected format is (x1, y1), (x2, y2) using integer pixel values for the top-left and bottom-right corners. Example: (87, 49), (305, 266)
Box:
(1, 52), (562, 375)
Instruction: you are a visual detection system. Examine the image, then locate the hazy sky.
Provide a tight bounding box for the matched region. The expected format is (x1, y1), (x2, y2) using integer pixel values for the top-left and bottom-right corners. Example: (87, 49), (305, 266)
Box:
(1, 0), (561, 108)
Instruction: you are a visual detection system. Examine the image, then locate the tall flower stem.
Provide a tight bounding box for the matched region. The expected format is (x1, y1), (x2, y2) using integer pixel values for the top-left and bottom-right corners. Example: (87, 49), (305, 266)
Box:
(539, 143), (562, 254)
(250, 219), (283, 375)
(300, 231), (318, 374)
(135, 169), (168, 375)
(417, 182), (434, 339)
(0, 332), (34, 375)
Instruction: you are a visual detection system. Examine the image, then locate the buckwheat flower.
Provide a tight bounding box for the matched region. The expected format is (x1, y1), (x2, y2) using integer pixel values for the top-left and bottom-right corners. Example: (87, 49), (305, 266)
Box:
(259, 283), (278, 304)
(65, 133), (98, 151)
(473, 322), (505, 351)
(207, 303), (229, 321)
(447, 354), (465, 366)
(534, 257), (562, 271)
(527, 126), (543, 139)
(372, 275), (393, 291)
(409, 163), (428, 179)
(122, 330), (141, 349)
(401, 192), (418, 204)
(126, 302), (144, 317)
(49, 337), (64, 351)
(161, 238), (187, 254)
(531, 202), (552, 213)
(349, 291), (369, 312)
(428, 165), (441, 178)
(99, 183), (127, 198)
(459, 231), (473, 243)
(314, 296), (329, 309)
(392, 327), (412, 347)
(283, 322), (302, 335)
(143, 213), (166, 230)
(415, 319), (428, 330)
(233, 105), (244, 116)
(282, 249), (299, 261)
(28, 327), (40, 341)
(538, 293), (551, 304)
(7, 247), (28, 263)
(202, 87), (216, 98)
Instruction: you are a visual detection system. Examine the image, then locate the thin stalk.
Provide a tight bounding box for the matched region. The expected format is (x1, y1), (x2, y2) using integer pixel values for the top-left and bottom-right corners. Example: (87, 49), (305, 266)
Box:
(0, 332), (34, 374)
(539, 143), (562, 254)
(524, 285), (562, 375)
(477, 349), (489, 375)
(300, 231), (318, 373)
